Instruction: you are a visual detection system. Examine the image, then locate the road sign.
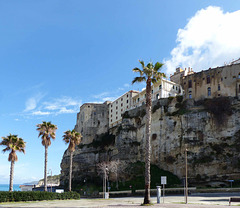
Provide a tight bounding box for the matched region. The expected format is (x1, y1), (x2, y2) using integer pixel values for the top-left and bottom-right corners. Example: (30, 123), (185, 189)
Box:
(161, 176), (167, 185)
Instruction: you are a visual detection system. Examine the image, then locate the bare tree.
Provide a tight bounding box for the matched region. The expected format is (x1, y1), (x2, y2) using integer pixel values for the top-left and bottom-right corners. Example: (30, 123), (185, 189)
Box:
(97, 160), (127, 192)
(110, 160), (127, 190)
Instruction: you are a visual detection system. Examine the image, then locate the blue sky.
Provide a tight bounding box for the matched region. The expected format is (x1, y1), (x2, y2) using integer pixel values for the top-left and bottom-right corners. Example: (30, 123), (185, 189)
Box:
(0, 1), (240, 184)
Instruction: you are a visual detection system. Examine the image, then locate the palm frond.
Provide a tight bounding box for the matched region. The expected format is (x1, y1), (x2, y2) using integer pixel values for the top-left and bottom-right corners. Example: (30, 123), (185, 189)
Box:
(138, 60), (145, 69)
(0, 134), (26, 162)
(132, 67), (144, 76)
(132, 76), (146, 84)
(154, 62), (164, 72)
(147, 62), (153, 69)
(63, 129), (82, 152)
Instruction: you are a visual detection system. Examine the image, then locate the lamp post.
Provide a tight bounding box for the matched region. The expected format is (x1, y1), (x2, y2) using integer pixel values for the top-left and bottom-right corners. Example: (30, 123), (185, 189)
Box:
(47, 169), (52, 192)
(105, 167), (108, 199)
(185, 149), (188, 204)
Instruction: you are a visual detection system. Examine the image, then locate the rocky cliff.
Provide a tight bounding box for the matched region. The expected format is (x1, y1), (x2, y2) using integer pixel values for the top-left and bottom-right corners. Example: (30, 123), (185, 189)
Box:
(60, 96), (240, 187)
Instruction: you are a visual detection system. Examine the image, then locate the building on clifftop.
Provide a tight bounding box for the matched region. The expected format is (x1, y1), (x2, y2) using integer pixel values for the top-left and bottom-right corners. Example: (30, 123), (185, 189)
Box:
(177, 63), (240, 101)
(75, 102), (110, 144)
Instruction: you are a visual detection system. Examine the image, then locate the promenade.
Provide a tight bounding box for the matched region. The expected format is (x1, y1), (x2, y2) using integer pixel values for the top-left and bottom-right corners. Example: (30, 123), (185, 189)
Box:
(0, 193), (239, 208)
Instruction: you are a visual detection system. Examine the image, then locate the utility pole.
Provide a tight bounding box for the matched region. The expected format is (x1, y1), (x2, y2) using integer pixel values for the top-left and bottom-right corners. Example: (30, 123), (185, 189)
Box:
(185, 149), (188, 204)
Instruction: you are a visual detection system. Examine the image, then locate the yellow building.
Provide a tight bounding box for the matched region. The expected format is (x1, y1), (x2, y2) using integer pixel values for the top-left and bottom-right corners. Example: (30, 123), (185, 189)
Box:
(179, 63), (240, 101)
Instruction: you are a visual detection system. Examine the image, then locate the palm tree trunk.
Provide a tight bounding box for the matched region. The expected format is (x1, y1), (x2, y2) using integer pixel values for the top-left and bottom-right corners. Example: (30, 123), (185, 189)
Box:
(44, 146), (48, 192)
(9, 161), (15, 192)
(144, 77), (152, 204)
(69, 151), (73, 192)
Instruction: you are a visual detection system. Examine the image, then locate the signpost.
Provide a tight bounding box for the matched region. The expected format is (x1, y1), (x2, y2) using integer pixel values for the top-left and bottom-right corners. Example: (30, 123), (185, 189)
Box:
(161, 176), (167, 203)
(229, 180), (234, 188)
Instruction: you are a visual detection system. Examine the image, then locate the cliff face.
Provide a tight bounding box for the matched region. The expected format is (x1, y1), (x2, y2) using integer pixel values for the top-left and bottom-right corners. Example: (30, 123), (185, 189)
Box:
(60, 97), (240, 186)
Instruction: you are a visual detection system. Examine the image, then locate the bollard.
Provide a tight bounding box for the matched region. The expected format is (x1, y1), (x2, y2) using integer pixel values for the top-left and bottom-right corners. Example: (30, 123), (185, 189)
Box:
(156, 186), (161, 203)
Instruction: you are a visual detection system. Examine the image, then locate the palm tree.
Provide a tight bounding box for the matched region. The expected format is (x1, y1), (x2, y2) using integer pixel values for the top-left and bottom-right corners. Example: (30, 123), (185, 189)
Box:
(132, 60), (165, 204)
(63, 129), (82, 192)
(0, 134), (26, 192)
(36, 121), (57, 192)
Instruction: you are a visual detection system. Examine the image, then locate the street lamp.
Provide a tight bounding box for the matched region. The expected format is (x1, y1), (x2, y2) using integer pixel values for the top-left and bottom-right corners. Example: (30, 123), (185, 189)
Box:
(185, 149), (188, 204)
(48, 169), (52, 192)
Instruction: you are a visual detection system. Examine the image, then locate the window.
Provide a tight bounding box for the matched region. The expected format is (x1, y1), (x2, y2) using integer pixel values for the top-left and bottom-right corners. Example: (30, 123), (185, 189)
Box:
(189, 90), (192, 99)
(121, 109), (123, 112)
(116, 111), (118, 114)
(176, 86), (178, 90)
(116, 116), (118, 120)
(156, 94), (159, 99)
(111, 109), (112, 113)
(116, 101), (118, 104)
(111, 105), (112, 107)
(188, 80), (192, 88)
(207, 75), (210, 84)
(116, 106), (118, 110)
(126, 100), (129, 103)
(152, 90), (153, 94)
(127, 105), (128, 108)
(207, 87), (211, 96)
(111, 114), (112, 117)
(173, 85), (175, 89)
(238, 73), (240, 79)
(144, 94), (146, 98)
(218, 84), (221, 91)
(127, 94), (129, 97)
(121, 98), (123, 101)
(138, 98), (140, 102)
(159, 85), (162, 89)
(121, 103), (123, 107)
(221, 78), (223, 81)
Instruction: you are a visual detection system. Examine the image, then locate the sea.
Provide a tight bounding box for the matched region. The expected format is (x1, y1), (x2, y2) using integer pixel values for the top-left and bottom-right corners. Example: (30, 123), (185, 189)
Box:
(0, 184), (21, 191)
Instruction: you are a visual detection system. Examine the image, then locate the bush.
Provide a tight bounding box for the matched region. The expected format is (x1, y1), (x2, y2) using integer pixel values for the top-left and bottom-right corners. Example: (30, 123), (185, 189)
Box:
(110, 161), (181, 191)
(0, 191), (80, 202)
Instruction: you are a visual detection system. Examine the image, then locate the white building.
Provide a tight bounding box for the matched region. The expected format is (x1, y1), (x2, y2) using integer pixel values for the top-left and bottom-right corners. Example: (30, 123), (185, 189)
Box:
(131, 78), (183, 108)
(109, 90), (139, 128)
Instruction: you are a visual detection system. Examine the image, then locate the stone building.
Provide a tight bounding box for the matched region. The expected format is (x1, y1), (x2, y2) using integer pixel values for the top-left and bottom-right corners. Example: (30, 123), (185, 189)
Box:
(178, 63), (240, 101)
(131, 78), (183, 108)
(75, 102), (110, 144)
(170, 63), (240, 101)
(109, 90), (139, 128)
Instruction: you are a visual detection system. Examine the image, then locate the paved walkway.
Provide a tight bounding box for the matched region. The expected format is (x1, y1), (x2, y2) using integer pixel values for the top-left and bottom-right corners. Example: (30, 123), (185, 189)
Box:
(0, 193), (240, 207)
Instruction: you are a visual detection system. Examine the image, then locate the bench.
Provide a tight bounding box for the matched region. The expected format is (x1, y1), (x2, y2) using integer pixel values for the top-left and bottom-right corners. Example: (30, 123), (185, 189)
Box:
(229, 197), (240, 206)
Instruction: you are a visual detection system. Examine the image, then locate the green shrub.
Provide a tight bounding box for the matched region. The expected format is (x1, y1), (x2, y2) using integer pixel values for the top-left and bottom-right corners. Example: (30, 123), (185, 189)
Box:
(0, 191), (80, 203)
(110, 161), (181, 191)
(176, 95), (183, 103)
(87, 133), (115, 148)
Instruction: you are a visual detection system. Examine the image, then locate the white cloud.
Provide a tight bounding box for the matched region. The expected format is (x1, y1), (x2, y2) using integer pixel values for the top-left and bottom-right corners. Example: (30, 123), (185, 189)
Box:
(92, 92), (110, 99)
(42, 97), (82, 115)
(32, 111), (50, 116)
(24, 93), (45, 112)
(22, 95), (82, 117)
(165, 6), (240, 75)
